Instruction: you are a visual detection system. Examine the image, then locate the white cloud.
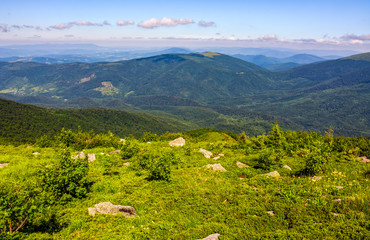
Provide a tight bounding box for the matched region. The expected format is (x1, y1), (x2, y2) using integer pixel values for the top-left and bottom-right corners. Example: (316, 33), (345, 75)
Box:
(198, 21), (215, 27)
(341, 33), (370, 41)
(138, 17), (194, 29)
(50, 21), (110, 30)
(258, 34), (277, 41)
(117, 20), (135, 26)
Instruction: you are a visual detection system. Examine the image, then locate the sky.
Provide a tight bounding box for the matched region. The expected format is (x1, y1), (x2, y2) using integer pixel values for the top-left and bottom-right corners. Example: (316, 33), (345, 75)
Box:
(1, 0), (370, 51)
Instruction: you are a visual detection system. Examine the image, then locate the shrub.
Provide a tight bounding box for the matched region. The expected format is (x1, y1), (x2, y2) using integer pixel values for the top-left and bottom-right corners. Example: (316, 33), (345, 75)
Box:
(0, 181), (42, 236)
(148, 154), (172, 181)
(256, 149), (281, 170)
(38, 149), (91, 204)
(140, 131), (159, 142)
(120, 139), (140, 160)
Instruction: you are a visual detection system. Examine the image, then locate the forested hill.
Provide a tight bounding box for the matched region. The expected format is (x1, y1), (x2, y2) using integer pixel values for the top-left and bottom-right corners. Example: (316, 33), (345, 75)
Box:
(0, 98), (190, 144)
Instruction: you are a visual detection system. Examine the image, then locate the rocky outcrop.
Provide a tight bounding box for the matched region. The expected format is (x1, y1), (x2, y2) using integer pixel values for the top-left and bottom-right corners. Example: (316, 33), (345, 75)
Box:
(88, 202), (137, 217)
(169, 137), (186, 147)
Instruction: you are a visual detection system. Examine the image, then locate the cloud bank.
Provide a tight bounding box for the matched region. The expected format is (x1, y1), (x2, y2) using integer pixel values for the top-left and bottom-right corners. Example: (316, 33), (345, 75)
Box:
(117, 20), (135, 26)
(137, 17), (194, 29)
(50, 20), (111, 30)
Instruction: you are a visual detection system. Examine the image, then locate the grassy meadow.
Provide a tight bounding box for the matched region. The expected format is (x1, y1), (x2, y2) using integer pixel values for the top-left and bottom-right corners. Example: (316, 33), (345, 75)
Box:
(0, 127), (369, 239)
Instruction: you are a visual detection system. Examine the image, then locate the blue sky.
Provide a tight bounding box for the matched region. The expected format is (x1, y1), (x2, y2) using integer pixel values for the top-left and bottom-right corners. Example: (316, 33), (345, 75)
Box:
(1, 0), (370, 51)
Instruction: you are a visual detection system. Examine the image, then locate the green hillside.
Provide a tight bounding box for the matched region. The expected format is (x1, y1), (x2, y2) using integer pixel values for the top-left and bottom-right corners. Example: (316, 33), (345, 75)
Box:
(1, 52), (370, 136)
(0, 98), (190, 144)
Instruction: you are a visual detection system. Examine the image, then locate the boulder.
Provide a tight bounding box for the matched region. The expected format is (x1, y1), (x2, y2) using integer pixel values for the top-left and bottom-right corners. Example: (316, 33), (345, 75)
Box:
(88, 154), (96, 162)
(89, 202), (137, 217)
(262, 171), (280, 177)
(236, 161), (249, 168)
(199, 233), (220, 240)
(169, 137), (186, 147)
(205, 163), (226, 172)
(199, 148), (213, 158)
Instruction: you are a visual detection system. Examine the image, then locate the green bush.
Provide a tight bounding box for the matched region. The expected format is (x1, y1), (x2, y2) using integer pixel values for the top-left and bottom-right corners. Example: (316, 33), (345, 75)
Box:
(0, 181), (42, 236)
(120, 139), (140, 160)
(256, 149), (281, 170)
(38, 149), (91, 204)
(148, 154), (172, 181)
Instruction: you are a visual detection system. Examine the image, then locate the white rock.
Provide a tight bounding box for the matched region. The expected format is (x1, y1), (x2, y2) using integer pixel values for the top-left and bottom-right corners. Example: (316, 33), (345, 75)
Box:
(0, 163), (9, 168)
(282, 165), (292, 171)
(199, 233), (220, 240)
(237, 161), (249, 168)
(88, 154), (96, 162)
(199, 148), (213, 158)
(262, 171), (280, 177)
(169, 137), (186, 147)
(205, 163), (226, 172)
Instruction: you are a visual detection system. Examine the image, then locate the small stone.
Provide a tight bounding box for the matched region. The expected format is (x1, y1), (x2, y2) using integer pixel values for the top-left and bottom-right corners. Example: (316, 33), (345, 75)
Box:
(267, 211), (275, 216)
(0, 163), (9, 168)
(169, 137), (186, 147)
(335, 186), (344, 189)
(333, 199), (342, 202)
(199, 148), (213, 158)
(33, 152), (40, 155)
(262, 171), (280, 177)
(88, 154), (96, 162)
(213, 156), (220, 160)
(205, 163), (227, 172)
(120, 139), (126, 143)
(72, 151), (85, 160)
(236, 161), (249, 168)
(109, 150), (120, 155)
(123, 162), (131, 167)
(218, 153), (224, 157)
(359, 156), (369, 163)
(199, 233), (220, 240)
(282, 165), (292, 171)
(332, 212), (344, 216)
(310, 176), (322, 181)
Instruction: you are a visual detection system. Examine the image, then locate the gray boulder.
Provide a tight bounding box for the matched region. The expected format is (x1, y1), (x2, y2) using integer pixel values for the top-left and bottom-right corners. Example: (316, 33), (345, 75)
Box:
(88, 202), (137, 217)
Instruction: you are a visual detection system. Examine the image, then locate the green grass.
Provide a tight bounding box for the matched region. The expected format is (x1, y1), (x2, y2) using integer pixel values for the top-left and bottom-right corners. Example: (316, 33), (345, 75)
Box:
(0, 131), (369, 239)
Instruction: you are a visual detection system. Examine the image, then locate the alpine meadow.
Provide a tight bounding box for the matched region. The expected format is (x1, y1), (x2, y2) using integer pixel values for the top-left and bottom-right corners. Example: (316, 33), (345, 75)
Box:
(1, 0), (370, 239)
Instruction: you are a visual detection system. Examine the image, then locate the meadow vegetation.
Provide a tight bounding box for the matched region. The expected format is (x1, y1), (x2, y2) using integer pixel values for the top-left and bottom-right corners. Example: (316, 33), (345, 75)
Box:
(0, 125), (369, 239)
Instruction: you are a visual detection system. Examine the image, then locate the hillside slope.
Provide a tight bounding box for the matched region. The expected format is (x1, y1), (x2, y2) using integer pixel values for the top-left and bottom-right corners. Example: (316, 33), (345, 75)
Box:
(0, 98), (191, 143)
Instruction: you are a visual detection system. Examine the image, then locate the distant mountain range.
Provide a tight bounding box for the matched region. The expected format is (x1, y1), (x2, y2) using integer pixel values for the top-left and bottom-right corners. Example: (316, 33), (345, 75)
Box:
(0, 51), (369, 136)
